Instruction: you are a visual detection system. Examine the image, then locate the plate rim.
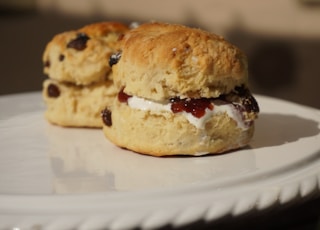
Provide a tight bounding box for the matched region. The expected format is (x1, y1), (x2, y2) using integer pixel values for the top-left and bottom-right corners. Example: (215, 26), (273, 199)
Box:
(0, 92), (320, 229)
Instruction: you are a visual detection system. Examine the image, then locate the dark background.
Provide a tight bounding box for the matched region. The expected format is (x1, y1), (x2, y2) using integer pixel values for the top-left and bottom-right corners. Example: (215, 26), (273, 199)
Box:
(0, 0), (320, 109)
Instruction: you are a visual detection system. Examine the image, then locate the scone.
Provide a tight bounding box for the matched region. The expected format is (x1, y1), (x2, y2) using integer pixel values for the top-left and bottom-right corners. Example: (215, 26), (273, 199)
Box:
(43, 79), (118, 127)
(102, 22), (259, 156)
(42, 22), (129, 127)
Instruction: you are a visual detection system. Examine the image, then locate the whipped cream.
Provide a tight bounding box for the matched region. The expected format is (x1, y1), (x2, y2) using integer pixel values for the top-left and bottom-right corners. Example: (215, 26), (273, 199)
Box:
(127, 96), (248, 130)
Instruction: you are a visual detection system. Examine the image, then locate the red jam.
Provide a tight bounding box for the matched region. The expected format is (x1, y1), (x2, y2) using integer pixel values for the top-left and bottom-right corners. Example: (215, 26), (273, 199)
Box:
(170, 97), (214, 118)
(118, 88), (214, 118)
(118, 88), (132, 103)
(116, 85), (258, 120)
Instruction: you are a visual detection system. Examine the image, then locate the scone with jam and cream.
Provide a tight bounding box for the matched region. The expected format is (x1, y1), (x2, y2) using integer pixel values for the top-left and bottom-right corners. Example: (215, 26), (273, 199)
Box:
(102, 22), (259, 156)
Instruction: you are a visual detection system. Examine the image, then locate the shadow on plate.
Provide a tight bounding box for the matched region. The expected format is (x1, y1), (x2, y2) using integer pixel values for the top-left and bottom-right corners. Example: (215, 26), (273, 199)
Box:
(251, 113), (320, 149)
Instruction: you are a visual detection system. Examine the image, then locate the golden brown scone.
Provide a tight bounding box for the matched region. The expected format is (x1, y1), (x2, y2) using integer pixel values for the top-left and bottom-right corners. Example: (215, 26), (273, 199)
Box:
(43, 22), (129, 85)
(112, 22), (248, 101)
(42, 21), (129, 128)
(102, 22), (259, 156)
(43, 79), (117, 128)
(103, 100), (255, 156)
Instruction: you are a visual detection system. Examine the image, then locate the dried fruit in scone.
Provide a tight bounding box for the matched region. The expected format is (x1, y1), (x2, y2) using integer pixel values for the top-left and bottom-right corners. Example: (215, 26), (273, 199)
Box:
(43, 78), (117, 128)
(43, 22), (129, 85)
(102, 22), (259, 156)
(42, 22), (129, 128)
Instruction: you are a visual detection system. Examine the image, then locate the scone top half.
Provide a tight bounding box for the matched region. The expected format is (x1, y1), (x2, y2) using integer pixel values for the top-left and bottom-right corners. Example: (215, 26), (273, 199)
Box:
(105, 22), (259, 156)
(43, 22), (129, 85)
(112, 22), (248, 100)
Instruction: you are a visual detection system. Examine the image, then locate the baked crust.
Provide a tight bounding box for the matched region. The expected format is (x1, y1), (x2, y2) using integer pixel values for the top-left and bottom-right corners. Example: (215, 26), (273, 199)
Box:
(113, 22), (248, 101)
(43, 22), (128, 85)
(102, 22), (258, 156)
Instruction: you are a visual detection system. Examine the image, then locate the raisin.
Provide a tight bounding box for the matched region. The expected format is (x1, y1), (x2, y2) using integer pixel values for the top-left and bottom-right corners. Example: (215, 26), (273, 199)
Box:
(101, 108), (112, 126)
(118, 88), (132, 103)
(47, 83), (60, 98)
(44, 60), (50, 68)
(233, 86), (260, 113)
(109, 52), (122, 67)
(59, 54), (65, 61)
(242, 95), (260, 113)
(67, 33), (90, 51)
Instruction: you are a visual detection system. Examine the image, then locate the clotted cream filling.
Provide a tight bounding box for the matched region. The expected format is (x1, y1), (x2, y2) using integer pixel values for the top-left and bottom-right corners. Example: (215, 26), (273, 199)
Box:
(127, 96), (249, 130)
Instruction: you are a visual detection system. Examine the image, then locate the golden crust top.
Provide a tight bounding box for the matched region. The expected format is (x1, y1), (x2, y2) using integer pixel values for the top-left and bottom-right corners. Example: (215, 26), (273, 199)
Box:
(113, 22), (248, 101)
(43, 22), (129, 85)
(78, 21), (129, 37)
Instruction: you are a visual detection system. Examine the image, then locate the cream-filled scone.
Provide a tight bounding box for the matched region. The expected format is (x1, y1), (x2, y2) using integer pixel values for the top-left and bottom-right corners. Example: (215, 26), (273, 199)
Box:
(42, 22), (129, 127)
(102, 22), (259, 156)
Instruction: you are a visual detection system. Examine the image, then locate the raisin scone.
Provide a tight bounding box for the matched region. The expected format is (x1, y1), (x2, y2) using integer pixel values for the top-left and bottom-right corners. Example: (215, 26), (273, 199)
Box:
(42, 22), (129, 127)
(102, 22), (259, 156)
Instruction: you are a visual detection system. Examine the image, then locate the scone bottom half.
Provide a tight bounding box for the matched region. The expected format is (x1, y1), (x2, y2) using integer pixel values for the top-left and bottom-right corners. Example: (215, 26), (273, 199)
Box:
(101, 22), (260, 156)
(102, 83), (259, 156)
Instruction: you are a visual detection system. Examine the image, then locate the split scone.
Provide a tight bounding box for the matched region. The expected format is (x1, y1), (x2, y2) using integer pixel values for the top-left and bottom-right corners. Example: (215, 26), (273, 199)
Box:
(42, 22), (129, 127)
(102, 22), (259, 156)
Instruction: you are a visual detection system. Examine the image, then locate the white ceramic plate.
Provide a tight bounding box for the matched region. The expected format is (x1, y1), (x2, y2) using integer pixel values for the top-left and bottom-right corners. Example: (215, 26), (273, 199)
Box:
(0, 92), (320, 230)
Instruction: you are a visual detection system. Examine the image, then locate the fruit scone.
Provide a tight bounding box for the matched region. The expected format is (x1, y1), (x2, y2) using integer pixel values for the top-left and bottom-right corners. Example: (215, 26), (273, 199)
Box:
(102, 22), (260, 156)
(42, 22), (129, 128)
